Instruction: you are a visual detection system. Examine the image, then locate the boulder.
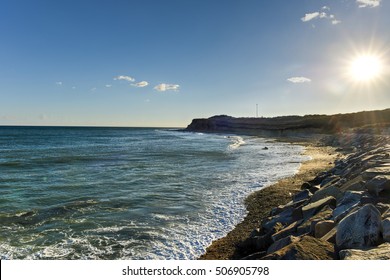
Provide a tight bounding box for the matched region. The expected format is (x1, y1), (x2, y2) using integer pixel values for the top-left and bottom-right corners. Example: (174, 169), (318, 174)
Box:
(339, 175), (366, 192)
(271, 220), (301, 242)
(362, 167), (390, 180)
(336, 204), (382, 250)
(332, 191), (363, 222)
(339, 243), (390, 260)
(366, 175), (390, 196)
(382, 218), (390, 242)
(315, 220), (335, 238)
(320, 175), (340, 187)
(293, 189), (312, 202)
(301, 182), (312, 190)
(309, 185), (321, 194)
(321, 227), (337, 244)
(262, 236), (335, 260)
(297, 206), (333, 236)
(302, 196), (337, 220)
(261, 207), (295, 231)
(267, 236), (300, 255)
(310, 186), (344, 203)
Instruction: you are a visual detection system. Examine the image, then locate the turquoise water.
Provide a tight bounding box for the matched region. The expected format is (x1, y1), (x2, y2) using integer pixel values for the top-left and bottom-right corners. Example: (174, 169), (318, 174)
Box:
(0, 127), (307, 259)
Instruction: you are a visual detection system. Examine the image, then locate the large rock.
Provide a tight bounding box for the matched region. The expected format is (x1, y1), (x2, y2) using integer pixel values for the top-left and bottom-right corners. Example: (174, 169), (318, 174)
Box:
(339, 175), (366, 192)
(315, 220), (335, 238)
(302, 196), (337, 220)
(267, 236), (300, 255)
(336, 204), (382, 250)
(310, 186), (344, 203)
(261, 208), (295, 231)
(366, 175), (390, 196)
(362, 167), (390, 180)
(383, 218), (390, 242)
(297, 206), (333, 236)
(332, 191), (363, 222)
(292, 189), (312, 202)
(262, 236), (335, 260)
(339, 243), (390, 260)
(271, 220), (301, 242)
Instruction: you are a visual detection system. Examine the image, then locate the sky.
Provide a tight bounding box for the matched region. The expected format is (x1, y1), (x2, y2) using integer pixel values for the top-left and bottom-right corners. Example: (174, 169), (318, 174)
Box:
(1, 0), (390, 127)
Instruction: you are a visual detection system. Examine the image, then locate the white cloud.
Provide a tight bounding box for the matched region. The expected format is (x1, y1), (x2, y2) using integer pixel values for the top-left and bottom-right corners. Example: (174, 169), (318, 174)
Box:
(56, 81), (63, 86)
(114, 75), (135, 82)
(154, 83), (180, 92)
(301, 12), (320, 22)
(105, 84), (112, 88)
(301, 9), (341, 25)
(357, 0), (381, 8)
(287, 77), (312, 83)
(91, 87), (97, 91)
(319, 12), (328, 18)
(132, 81), (149, 88)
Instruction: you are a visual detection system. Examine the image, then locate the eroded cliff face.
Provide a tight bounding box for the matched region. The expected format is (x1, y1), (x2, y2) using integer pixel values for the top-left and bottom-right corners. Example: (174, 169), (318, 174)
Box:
(185, 108), (390, 136)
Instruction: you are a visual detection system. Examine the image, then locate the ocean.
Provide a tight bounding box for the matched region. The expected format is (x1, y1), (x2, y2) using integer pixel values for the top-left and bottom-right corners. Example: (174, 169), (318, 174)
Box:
(0, 126), (308, 260)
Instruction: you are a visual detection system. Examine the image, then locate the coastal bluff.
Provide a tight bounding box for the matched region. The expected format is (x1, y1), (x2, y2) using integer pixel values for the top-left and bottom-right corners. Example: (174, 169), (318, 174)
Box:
(186, 108), (390, 260)
(185, 108), (390, 137)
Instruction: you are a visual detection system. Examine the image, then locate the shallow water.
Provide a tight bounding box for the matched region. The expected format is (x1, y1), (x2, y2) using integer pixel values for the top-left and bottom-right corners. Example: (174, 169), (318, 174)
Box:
(0, 126), (307, 259)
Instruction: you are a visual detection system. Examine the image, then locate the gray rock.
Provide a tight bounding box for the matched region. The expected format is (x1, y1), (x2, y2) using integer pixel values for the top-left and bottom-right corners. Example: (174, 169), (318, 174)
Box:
(302, 196), (337, 220)
(315, 220), (335, 238)
(267, 236), (300, 255)
(309, 185), (321, 194)
(362, 167), (390, 180)
(340, 175), (366, 192)
(271, 220), (301, 242)
(262, 208), (295, 232)
(332, 191), (363, 222)
(262, 236), (335, 260)
(297, 205), (333, 236)
(310, 186), (344, 204)
(320, 175), (340, 187)
(366, 175), (390, 196)
(336, 204), (382, 250)
(293, 189), (312, 202)
(382, 218), (390, 242)
(339, 243), (390, 260)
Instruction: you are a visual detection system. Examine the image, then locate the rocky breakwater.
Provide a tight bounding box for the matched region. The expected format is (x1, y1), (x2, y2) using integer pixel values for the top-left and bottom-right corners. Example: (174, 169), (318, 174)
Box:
(241, 134), (390, 260)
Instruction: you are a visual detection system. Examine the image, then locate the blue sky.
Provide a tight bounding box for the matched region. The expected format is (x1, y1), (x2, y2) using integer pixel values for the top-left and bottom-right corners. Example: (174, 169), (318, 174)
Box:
(1, 0), (389, 127)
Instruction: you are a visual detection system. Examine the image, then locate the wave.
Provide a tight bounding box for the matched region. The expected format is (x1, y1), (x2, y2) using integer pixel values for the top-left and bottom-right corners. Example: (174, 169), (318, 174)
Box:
(227, 136), (245, 149)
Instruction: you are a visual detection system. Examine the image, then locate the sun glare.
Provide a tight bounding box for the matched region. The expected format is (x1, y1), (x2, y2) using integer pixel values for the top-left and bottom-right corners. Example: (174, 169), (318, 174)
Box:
(349, 54), (383, 82)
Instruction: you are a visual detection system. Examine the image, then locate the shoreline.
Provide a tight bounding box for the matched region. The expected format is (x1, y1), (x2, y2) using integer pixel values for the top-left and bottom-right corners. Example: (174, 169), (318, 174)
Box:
(199, 139), (340, 259)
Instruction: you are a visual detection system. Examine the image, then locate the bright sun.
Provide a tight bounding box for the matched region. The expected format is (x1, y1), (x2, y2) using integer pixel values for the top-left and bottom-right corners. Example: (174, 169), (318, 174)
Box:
(349, 54), (383, 82)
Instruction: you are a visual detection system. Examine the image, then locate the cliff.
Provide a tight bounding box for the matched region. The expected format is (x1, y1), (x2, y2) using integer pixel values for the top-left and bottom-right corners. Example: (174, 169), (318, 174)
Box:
(185, 108), (390, 136)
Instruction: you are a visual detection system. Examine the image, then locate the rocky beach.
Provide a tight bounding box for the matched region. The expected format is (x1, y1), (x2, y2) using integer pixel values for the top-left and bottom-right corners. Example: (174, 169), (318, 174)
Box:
(186, 108), (390, 260)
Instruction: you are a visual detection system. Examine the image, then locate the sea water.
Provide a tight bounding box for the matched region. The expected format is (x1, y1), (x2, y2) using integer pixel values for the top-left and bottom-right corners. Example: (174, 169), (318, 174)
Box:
(0, 127), (307, 259)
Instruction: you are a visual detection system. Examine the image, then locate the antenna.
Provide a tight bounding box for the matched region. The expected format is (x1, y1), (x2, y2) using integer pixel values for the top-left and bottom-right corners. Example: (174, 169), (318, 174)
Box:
(256, 104), (259, 118)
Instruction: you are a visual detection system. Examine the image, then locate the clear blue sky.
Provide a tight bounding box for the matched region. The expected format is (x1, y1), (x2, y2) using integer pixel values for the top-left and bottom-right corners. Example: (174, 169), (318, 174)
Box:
(1, 0), (389, 127)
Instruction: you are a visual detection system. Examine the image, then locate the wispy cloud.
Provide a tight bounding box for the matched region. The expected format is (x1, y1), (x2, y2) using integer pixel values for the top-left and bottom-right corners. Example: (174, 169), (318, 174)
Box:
(154, 83), (180, 92)
(56, 81), (63, 86)
(114, 75), (135, 82)
(301, 7), (341, 25)
(105, 84), (112, 88)
(356, 0), (381, 8)
(132, 81), (149, 88)
(287, 77), (312, 84)
(301, 12), (320, 22)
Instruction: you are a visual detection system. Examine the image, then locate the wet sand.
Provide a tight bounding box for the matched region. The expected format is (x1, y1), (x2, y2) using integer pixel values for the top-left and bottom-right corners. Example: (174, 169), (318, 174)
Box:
(199, 142), (340, 259)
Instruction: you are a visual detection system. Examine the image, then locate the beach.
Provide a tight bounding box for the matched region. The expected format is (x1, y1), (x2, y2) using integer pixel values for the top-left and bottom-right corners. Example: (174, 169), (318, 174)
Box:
(200, 141), (340, 259)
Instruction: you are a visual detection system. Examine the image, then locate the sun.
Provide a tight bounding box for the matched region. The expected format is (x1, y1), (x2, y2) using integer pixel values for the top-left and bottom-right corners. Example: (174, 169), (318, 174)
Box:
(348, 54), (383, 82)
